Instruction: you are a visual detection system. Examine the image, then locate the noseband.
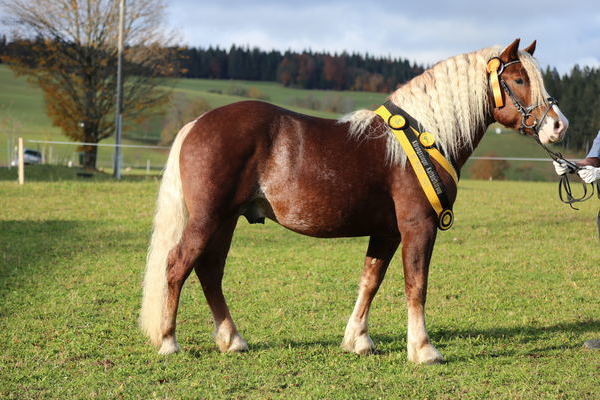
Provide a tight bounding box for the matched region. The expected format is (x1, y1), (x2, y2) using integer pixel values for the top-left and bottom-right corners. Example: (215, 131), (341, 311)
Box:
(486, 57), (557, 136)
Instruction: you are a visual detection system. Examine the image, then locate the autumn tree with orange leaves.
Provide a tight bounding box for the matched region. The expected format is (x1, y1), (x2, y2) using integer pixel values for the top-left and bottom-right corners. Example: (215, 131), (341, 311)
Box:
(0, 0), (177, 168)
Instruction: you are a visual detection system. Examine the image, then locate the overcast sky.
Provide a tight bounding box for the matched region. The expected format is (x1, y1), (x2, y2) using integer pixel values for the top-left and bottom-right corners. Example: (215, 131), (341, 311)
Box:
(0, 1), (597, 73)
(167, 0), (599, 73)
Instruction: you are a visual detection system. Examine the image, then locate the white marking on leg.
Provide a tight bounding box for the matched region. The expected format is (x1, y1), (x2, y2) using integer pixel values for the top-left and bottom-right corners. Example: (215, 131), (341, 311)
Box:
(406, 304), (443, 364)
(342, 292), (375, 355)
(158, 335), (180, 355)
(214, 320), (248, 353)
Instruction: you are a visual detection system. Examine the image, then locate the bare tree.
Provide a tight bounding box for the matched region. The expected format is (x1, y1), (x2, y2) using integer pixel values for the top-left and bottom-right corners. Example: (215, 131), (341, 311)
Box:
(1, 0), (177, 168)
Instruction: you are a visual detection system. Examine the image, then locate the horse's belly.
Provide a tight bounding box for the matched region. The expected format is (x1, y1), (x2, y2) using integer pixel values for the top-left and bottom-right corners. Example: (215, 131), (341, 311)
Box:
(257, 186), (395, 238)
(256, 130), (395, 237)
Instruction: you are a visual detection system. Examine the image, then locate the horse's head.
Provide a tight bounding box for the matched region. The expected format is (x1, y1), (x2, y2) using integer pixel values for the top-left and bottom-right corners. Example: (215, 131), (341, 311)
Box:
(488, 39), (568, 144)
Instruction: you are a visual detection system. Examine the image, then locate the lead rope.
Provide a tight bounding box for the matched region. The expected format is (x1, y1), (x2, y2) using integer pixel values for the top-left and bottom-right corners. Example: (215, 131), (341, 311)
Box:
(535, 126), (599, 242)
(488, 57), (597, 229)
(533, 135), (595, 210)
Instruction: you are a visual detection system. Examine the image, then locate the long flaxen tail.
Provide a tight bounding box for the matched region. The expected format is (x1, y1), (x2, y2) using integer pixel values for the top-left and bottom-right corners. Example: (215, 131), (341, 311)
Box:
(139, 119), (196, 346)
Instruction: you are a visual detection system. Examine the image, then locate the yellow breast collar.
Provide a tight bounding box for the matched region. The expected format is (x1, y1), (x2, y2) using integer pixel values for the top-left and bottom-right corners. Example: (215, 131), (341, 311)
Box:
(374, 101), (458, 230)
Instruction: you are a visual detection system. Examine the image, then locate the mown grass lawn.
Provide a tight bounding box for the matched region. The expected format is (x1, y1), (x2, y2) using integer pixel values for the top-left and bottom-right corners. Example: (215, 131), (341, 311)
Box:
(1, 179), (599, 399)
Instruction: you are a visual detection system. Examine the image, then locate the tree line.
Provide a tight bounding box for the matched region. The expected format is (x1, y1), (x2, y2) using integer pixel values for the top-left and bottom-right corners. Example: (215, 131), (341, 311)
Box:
(2, 38), (423, 92)
(1, 34), (598, 154)
(542, 65), (600, 153)
(178, 45), (425, 92)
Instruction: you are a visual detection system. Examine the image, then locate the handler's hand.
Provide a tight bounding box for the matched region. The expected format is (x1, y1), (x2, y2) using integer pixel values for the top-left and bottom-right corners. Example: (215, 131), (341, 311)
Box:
(553, 160), (575, 176)
(577, 166), (600, 183)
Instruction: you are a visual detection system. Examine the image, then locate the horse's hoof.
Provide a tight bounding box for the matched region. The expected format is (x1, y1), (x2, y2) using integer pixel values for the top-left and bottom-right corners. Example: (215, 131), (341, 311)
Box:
(226, 334), (249, 353)
(408, 343), (444, 364)
(158, 337), (180, 355)
(419, 353), (444, 364)
(342, 334), (375, 355)
(216, 332), (248, 353)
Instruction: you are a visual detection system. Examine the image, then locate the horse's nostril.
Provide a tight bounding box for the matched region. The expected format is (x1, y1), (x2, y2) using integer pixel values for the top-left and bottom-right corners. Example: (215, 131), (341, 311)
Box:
(554, 120), (561, 130)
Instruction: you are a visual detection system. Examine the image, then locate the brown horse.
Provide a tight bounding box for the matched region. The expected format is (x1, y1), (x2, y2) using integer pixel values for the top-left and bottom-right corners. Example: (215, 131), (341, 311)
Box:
(140, 39), (568, 364)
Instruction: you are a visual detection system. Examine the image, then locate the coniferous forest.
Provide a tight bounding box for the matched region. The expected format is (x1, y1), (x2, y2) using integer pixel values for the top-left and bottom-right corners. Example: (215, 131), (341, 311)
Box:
(543, 65), (600, 152)
(177, 45), (424, 92)
(1, 36), (598, 153)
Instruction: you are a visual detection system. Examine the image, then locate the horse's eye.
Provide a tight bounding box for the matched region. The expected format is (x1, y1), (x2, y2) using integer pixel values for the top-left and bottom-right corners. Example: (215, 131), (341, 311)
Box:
(515, 78), (524, 85)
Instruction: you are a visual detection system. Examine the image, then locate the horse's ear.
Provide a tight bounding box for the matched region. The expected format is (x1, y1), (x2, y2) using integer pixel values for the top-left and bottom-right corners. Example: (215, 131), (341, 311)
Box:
(500, 38), (520, 62)
(523, 40), (536, 56)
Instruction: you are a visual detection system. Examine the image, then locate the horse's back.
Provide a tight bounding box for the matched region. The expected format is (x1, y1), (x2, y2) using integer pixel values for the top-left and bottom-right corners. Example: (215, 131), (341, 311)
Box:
(180, 101), (398, 237)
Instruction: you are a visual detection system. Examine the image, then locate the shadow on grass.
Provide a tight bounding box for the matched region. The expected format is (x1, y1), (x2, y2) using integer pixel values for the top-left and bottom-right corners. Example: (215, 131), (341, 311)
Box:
(184, 320), (600, 360)
(403, 320), (598, 360)
(432, 320), (600, 361)
(0, 220), (136, 300)
(433, 320), (600, 342)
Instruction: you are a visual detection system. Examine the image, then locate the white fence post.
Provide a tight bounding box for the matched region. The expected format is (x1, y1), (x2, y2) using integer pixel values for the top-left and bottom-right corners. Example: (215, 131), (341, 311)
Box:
(18, 137), (24, 185)
(6, 137), (11, 169)
(146, 159), (150, 174)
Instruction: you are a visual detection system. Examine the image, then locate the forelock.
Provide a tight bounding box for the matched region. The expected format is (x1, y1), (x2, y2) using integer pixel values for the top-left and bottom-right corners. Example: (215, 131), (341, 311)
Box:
(518, 51), (549, 105)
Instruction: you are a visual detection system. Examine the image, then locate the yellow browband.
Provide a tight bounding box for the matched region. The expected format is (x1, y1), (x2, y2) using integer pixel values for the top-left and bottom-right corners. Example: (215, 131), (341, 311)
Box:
(374, 105), (458, 230)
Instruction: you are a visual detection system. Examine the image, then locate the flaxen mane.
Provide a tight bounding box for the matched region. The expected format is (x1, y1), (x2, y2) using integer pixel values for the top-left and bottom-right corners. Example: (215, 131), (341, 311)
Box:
(340, 46), (549, 166)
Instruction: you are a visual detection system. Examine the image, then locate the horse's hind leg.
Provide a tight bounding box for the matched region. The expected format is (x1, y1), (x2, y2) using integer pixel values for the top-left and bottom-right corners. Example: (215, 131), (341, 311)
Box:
(159, 217), (221, 354)
(194, 217), (248, 353)
(342, 236), (399, 355)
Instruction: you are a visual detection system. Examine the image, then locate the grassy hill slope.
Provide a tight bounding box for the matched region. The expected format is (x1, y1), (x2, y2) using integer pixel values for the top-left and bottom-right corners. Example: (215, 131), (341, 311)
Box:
(0, 65), (584, 179)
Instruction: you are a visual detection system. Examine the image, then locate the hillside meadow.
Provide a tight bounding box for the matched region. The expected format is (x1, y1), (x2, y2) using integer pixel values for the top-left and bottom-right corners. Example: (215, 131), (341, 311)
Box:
(0, 64), (586, 180)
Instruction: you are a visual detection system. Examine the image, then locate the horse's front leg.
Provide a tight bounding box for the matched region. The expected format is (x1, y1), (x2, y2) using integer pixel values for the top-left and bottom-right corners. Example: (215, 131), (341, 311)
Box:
(401, 223), (444, 364)
(342, 236), (399, 355)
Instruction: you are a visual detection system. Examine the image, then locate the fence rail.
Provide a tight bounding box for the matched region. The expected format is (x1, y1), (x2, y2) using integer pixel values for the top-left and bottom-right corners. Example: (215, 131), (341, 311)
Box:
(470, 156), (581, 162)
(8, 137), (171, 184)
(9, 137), (582, 185)
(26, 139), (170, 149)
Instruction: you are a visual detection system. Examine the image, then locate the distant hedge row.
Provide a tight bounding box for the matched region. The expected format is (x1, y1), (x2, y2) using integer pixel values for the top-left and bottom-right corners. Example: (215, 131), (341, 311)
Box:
(178, 45), (425, 92)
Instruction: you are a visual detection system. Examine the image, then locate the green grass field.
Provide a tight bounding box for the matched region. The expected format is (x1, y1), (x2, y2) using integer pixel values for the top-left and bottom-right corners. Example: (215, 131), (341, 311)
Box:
(1, 179), (598, 399)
